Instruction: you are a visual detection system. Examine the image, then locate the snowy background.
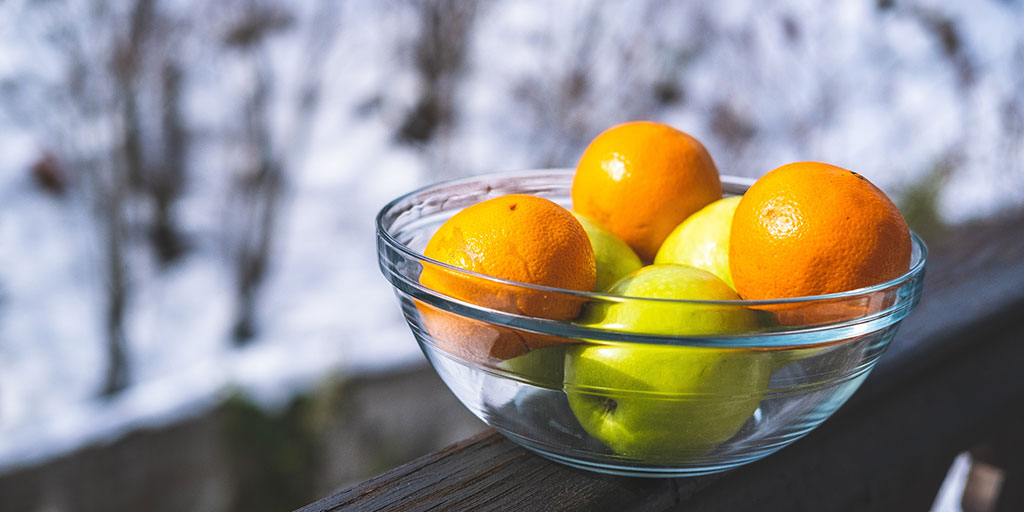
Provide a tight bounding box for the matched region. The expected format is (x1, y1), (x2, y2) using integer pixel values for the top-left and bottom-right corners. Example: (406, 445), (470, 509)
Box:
(0, 0), (1022, 477)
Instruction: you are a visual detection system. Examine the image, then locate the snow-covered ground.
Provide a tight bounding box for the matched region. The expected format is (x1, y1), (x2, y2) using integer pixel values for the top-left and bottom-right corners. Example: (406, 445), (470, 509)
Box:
(0, 0), (1022, 474)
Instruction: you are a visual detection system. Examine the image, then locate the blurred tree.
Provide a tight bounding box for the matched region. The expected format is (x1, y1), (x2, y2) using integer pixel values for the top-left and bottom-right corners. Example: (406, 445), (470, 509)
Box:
(222, 4), (292, 345)
(397, 0), (479, 146)
(220, 0), (341, 345)
(0, 0), (204, 394)
(150, 61), (188, 262)
(0, 0), (343, 387)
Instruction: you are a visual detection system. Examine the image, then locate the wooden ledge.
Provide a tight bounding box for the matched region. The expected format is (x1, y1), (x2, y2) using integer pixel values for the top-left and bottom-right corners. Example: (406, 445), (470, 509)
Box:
(299, 212), (1024, 511)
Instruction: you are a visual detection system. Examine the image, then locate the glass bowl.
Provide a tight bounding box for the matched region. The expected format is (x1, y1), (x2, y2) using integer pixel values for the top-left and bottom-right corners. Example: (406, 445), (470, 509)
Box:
(376, 169), (926, 477)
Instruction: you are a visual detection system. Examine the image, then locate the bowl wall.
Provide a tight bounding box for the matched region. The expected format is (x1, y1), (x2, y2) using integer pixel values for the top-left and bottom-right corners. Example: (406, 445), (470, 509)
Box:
(377, 169), (926, 477)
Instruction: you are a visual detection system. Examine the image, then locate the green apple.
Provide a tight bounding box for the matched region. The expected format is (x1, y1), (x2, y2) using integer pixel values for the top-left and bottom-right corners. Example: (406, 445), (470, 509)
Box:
(576, 263), (755, 335)
(498, 345), (568, 389)
(654, 196), (741, 290)
(567, 264), (773, 460)
(565, 343), (774, 460)
(573, 212), (643, 292)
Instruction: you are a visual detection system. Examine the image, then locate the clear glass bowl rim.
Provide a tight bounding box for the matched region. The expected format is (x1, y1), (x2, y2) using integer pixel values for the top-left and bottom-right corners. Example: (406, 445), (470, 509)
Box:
(377, 168), (926, 304)
(376, 168), (927, 347)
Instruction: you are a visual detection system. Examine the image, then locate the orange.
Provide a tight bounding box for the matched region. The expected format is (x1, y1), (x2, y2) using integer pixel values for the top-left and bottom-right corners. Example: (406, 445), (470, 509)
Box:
(729, 161), (911, 307)
(572, 121), (722, 262)
(419, 194), (596, 362)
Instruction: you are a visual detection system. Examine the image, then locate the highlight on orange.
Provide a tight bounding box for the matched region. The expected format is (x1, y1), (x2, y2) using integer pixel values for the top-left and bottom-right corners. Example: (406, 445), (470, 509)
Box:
(571, 121), (722, 263)
(417, 194), (596, 362)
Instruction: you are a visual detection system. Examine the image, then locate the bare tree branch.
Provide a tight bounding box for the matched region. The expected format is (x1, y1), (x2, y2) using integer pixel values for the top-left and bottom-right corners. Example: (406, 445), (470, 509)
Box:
(224, 1), (341, 345)
(226, 21), (284, 345)
(397, 0), (478, 147)
(149, 61), (188, 263)
(100, 158), (130, 396)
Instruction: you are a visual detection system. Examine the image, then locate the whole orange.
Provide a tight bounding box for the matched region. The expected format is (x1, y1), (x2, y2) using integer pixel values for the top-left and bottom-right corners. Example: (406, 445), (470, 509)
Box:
(572, 121), (722, 262)
(419, 194), (595, 362)
(729, 162), (911, 305)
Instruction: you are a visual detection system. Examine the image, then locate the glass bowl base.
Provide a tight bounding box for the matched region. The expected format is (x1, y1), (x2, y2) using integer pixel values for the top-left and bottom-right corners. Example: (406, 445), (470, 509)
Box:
(504, 431), (789, 478)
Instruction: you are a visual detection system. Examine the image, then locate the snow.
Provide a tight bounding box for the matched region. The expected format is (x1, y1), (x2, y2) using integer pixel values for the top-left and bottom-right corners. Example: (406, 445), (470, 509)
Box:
(0, 0), (1023, 473)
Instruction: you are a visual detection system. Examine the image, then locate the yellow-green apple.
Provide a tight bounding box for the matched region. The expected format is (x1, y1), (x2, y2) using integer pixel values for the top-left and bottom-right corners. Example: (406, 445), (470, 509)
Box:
(654, 196), (741, 290)
(566, 264), (773, 460)
(498, 345), (568, 389)
(573, 213), (643, 292)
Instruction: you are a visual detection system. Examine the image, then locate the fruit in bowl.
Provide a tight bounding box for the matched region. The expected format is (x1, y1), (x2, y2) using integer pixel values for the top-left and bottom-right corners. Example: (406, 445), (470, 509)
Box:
(729, 161), (912, 325)
(377, 120), (925, 477)
(417, 194), (595, 362)
(565, 343), (774, 461)
(572, 212), (643, 292)
(655, 196), (741, 290)
(730, 162), (911, 300)
(577, 265), (756, 337)
(572, 121), (722, 263)
(568, 265), (771, 460)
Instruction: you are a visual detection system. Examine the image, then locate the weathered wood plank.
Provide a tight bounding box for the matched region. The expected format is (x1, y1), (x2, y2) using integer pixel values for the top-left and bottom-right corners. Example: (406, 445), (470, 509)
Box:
(300, 211), (1024, 512)
(297, 431), (682, 512)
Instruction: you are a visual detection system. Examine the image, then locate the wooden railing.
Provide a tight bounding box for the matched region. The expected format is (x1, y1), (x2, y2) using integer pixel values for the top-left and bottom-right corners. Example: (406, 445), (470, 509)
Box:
(298, 212), (1024, 511)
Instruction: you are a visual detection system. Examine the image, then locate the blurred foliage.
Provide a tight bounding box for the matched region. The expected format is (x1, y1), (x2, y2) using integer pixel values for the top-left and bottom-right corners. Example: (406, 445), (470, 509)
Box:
(216, 370), (479, 510)
(221, 392), (322, 512)
(898, 159), (953, 242)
